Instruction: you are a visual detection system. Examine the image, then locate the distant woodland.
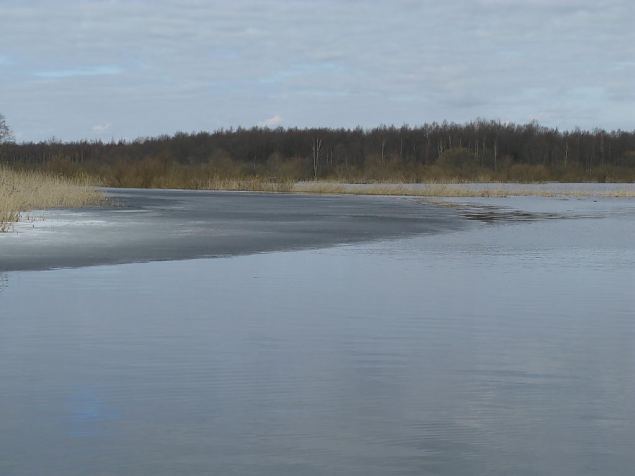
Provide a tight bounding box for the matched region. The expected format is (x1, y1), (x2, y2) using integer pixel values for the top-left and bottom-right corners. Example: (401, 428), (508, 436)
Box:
(2, 120), (635, 187)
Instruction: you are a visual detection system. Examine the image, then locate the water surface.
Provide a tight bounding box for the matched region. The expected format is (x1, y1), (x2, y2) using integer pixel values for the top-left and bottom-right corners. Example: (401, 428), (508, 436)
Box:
(1, 197), (634, 475)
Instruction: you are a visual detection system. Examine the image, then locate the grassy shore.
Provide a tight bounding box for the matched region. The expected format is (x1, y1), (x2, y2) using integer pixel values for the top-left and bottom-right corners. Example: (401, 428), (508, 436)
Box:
(1, 164), (632, 234)
(198, 177), (293, 192)
(292, 181), (635, 198)
(0, 166), (104, 232)
(188, 179), (635, 198)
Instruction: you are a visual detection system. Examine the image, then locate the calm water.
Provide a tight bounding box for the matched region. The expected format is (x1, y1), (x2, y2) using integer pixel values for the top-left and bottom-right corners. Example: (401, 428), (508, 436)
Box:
(1, 197), (635, 475)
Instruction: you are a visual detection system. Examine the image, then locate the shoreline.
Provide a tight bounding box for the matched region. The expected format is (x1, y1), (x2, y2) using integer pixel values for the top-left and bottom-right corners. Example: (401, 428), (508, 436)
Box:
(292, 181), (635, 198)
(96, 181), (635, 199)
(0, 166), (104, 231)
(3, 185), (633, 272)
(3, 179), (634, 234)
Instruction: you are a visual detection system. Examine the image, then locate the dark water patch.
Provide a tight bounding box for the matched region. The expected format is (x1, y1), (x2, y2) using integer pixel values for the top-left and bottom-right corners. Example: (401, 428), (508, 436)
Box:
(424, 197), (635, 224)
(0, 189), (468, 272)
(459, 207), (565, 223)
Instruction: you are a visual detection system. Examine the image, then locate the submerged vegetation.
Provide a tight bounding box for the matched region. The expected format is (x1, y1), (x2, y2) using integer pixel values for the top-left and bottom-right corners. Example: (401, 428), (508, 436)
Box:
(1, 120), (635, 189)
(0, 166), (104, 232)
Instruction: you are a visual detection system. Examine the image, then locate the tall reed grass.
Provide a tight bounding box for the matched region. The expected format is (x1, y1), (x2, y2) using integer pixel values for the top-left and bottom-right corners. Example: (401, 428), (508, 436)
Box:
(194, 177), (294, 192)
(0, 166), (104, 231)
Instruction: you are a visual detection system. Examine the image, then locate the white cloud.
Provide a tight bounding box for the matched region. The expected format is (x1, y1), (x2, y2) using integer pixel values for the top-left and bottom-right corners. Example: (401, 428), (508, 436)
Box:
(92, 122), (112, 133)
(260, 115), (283, 128)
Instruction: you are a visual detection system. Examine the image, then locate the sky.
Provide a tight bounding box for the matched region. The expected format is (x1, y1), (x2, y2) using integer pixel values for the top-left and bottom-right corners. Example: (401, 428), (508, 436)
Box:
(1, 0), (634, 142)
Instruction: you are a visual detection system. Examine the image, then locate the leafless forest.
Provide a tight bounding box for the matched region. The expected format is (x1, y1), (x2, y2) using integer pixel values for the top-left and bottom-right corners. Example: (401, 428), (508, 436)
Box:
(2, 119), (635, 187)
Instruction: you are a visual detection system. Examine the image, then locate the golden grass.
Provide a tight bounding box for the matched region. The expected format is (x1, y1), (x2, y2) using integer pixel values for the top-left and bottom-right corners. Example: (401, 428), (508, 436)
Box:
(202, 177), (294, 193)
(293, 182), (635, 198)
(0, 166), (105, 232)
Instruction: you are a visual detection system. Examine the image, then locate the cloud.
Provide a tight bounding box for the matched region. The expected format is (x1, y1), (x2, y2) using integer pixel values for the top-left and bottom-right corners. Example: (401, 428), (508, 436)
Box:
(91, 123), (112, 133)
(478, 0), (589, 6)
(260, 115), (283, 128)
(35, 65), (123, 79)
(0, 0), (633, 140)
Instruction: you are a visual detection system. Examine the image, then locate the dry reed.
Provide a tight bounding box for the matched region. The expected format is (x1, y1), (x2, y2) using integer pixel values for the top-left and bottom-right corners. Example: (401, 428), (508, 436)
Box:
(202, 177), (294, 193)
(0, 166), (104, 232)
(293, 182), (635, 198)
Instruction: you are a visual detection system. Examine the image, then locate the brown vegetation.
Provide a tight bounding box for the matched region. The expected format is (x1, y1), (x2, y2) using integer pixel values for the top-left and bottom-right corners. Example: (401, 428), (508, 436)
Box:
(293, 182), (635, 198)
(0, 166), (104, 232)
(8, 153), (634, 192)
(2, 121), (635, 187)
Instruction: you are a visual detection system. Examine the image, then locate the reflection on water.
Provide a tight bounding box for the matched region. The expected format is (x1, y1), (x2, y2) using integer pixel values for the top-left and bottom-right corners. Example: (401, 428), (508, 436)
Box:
(0, 273), (7, 294)
(1, 198), (634, 476)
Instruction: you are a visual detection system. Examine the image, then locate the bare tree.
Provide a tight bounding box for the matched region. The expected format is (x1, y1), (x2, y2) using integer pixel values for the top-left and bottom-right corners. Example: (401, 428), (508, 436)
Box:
(493, 136), (498, 172)
(3, 120), (635, 182)
(0, 113), (13, 143)
(312, 137), (322, 179)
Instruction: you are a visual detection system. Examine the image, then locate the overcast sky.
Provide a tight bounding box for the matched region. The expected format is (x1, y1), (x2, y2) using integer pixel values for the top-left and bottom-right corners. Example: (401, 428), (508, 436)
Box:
(1, 0), (633, 141)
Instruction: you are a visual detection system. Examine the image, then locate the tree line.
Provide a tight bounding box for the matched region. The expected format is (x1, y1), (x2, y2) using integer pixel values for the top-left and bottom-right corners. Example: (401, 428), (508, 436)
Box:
(2, 119), (635, 185)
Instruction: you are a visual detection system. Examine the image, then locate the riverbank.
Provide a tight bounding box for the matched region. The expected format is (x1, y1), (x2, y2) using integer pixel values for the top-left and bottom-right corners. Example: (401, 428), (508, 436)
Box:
(0, 166), (104, 232)
(2, 184), (634, 271)
(293, 181), (635, 198)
